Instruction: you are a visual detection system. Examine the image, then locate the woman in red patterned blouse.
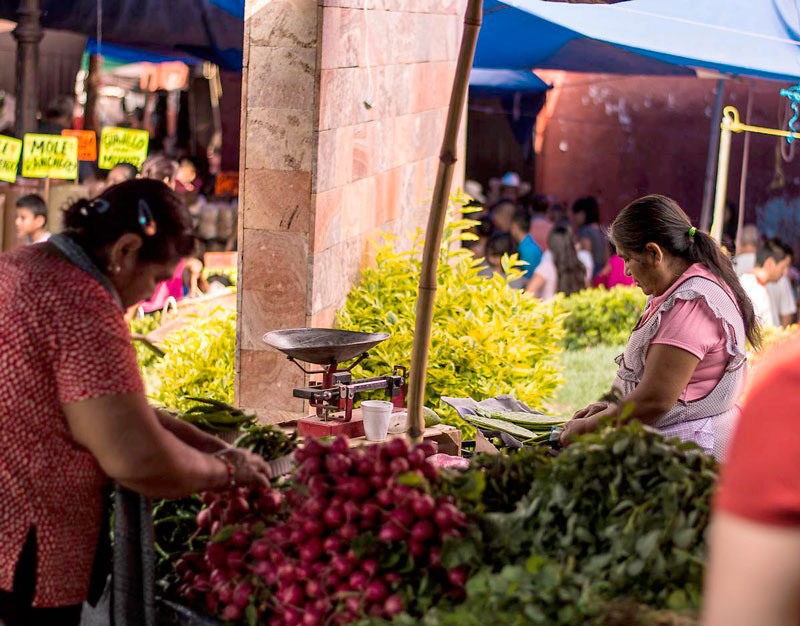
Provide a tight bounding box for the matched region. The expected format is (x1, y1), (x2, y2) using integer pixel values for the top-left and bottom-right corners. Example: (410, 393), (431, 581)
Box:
(0, 179), (270, 626)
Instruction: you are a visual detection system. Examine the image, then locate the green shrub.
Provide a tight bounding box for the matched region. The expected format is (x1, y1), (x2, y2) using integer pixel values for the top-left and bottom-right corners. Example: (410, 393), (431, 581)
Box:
(148, 308), (235, 411)
(336, 200), (566, 438)
(558, 286), (646, 350)
(130, 311), (164, 371)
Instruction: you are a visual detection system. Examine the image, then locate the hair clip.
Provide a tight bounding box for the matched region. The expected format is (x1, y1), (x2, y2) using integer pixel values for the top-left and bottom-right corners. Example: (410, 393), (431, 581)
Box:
(688, 226), (697, 239)
(138, 199), (157, 237)
(90, 198), (111, 213)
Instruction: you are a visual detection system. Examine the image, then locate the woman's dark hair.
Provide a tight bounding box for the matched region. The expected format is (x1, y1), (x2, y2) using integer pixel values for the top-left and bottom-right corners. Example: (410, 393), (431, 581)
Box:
(486, 233), (514, 258)
(572, 196), (600, 224)
(548, 226), (586, 296)
(63, 179), (194, 266)
(610, 194), (759, 347)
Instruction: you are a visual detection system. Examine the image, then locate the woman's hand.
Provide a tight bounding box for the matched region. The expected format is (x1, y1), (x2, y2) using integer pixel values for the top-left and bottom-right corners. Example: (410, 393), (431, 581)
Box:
(559, 414), (603, 446)
(221, 447), (272, 489)
(571, 401), (608, 421)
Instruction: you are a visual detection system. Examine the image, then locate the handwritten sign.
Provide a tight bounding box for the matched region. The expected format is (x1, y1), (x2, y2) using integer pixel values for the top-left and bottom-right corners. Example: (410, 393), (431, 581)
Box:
(62, 129), (97, 161)
(0, 135), (22, 183)
(22, 134), (78, 179)
(98, 127), (149, 170)
(214, 172), (239, 197)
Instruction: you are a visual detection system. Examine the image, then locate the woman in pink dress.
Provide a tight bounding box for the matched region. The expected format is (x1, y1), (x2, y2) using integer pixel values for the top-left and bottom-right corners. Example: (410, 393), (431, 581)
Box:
(592, 244), (635, 288)
(561, 195), (758, 460)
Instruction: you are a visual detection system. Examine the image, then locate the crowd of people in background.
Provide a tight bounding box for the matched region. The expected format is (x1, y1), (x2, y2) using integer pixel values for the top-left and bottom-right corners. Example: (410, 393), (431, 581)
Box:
(10, 95), (238, 319)
(465, 172), (632, 301)
(465, 172), (800, 328)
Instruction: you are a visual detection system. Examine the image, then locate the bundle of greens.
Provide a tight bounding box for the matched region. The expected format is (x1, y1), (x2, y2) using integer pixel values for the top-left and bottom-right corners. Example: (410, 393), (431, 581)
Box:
(481, 421), (717, 610)
(178, 396), (255, 433)
(462, 407), (566, 444)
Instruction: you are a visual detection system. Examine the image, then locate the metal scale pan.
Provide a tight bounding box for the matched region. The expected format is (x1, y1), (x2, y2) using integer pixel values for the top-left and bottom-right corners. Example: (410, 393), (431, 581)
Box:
(262, 328), (390, 366)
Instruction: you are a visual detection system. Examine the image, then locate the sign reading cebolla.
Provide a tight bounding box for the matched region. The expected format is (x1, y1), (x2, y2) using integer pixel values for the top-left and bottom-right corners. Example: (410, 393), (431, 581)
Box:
(0, 135), (23, 183)
(98, 127), (149, 170)
(22, 134), (79, 179)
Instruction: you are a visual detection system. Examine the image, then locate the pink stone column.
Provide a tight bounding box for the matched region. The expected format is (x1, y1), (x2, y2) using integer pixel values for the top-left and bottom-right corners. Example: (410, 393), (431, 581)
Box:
(236, 0), (319, 422)
(236, 0), (467, 420)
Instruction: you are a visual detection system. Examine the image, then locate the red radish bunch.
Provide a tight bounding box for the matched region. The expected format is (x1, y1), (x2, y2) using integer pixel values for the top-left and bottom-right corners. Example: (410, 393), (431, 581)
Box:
(175, 437), (470, 625)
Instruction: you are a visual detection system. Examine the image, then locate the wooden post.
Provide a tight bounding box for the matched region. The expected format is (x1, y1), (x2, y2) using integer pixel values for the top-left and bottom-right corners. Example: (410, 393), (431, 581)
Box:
(406, 0), (482, 442)
(700, 79), (726, 233)
(13, 0), (43, 139)
(85, 54), (104, 134)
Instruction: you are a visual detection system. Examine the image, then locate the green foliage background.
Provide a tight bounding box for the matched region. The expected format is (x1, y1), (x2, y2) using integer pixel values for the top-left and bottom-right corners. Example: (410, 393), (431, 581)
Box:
(147, 308), (236, 411)
(336, 202), (566, 437)
(558, 286), (646, 350)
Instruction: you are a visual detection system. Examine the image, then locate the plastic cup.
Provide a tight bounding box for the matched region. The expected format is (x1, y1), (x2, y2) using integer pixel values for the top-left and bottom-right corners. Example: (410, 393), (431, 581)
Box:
(361, 400), (394, 441)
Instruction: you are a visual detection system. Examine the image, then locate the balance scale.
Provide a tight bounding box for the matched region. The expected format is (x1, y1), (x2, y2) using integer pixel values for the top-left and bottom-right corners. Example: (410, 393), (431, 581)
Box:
(262, 328), (408, 438)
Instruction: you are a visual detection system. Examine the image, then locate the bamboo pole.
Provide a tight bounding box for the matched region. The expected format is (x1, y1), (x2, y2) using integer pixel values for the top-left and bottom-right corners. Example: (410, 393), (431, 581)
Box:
(406, 0), (482, 442)
(710, 117), (733, 244)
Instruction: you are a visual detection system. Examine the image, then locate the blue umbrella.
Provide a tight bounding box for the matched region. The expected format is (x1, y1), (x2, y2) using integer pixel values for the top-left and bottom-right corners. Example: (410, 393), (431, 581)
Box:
(469, 68), (551, 95)
(476, 0), (800, 81)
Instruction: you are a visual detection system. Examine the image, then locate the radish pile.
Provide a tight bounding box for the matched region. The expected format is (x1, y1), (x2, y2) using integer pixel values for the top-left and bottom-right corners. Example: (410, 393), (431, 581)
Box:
(174, 437), (470, 625)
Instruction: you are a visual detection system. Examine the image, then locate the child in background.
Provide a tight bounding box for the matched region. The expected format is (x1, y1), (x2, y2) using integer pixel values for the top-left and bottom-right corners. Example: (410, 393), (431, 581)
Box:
(593, 243), (635, 289)
(14, 194), (51, 244)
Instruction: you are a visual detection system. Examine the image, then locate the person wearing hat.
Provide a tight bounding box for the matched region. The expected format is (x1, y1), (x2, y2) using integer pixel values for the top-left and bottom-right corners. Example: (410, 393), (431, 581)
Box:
(560, 195), (757, 461)
(500, 171), (521, 203)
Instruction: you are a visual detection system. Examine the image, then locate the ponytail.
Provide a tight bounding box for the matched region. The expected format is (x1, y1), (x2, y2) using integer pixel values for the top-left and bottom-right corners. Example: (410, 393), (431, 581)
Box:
(688, 230), (760, 347)
(610, 194), (760, 348)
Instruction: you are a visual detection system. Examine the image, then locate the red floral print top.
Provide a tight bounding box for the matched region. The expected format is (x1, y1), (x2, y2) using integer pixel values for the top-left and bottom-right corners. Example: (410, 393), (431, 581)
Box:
(0, 245), (143, 607)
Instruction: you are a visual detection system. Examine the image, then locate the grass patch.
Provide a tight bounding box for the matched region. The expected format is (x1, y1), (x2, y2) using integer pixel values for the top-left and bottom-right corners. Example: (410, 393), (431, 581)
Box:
(547, 344), (625, 418)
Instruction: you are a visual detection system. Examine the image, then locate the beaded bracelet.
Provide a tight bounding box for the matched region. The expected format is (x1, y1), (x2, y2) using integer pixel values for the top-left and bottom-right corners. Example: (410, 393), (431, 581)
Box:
(212, 449), (236, 490)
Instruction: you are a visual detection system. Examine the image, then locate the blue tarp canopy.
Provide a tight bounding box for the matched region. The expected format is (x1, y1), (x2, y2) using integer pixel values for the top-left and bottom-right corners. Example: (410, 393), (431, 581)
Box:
(469, 68), (551, 95)
(0, 0), (244, 70)
(476, 0), (800, 82)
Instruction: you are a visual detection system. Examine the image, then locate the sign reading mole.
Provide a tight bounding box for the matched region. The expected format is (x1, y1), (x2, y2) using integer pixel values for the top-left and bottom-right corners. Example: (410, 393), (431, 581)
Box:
(22, 134), (79, 179)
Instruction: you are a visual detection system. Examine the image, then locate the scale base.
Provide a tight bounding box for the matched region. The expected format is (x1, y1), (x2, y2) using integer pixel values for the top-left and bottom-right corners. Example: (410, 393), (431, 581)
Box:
(297, 413), (365, 438)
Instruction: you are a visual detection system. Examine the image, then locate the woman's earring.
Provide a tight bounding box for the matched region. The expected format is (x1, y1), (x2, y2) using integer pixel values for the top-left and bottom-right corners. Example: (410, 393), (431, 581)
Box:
(108, 264), (121, 274)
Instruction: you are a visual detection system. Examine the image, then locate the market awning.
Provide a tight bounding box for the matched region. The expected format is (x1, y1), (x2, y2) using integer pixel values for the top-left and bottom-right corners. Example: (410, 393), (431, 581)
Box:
(476, 0), (800, 82)
(0, 0), (243, 70)
(469, 68), (551, 95)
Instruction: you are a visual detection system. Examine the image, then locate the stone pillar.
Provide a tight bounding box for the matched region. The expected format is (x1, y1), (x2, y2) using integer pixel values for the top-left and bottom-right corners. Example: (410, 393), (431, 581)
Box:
(237, 0), (466, 421)
(236, 0), (318, 422)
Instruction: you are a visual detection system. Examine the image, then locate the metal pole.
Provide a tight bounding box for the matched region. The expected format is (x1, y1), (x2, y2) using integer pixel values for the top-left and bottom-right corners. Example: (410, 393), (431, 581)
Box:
(710, 117), (733, 243)
(700, 78), (726, 232)
(406, 0), (482, 442)
(13, 0), (43, 139)
(735, 84), (754, 252)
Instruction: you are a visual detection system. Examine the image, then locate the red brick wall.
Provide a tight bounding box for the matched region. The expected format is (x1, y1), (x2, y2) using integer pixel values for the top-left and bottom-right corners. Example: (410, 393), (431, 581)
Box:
(535, 72), (800, 226)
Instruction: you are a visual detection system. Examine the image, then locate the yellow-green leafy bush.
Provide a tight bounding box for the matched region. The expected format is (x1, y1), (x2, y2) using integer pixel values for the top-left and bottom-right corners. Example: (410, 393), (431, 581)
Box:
(148, 308), (235, 411)
(558, 286), (646, 350)
(748, 324), (799, 368)
(336, 202), (566, 437)
(129, 311), (164, 370)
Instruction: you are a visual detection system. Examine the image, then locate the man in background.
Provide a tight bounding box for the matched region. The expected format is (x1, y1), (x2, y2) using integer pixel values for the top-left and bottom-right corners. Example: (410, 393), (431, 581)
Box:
(509, 209), (542, 287)
(766, 241), (797, 327)
(734, 224), (760, 277)
(14, 195), (50, 244)
(740, 239), (792, 327)
(528, 194), (553, 252)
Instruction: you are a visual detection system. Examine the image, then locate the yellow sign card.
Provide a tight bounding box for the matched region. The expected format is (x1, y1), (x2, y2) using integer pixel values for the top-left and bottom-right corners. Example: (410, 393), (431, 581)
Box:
(98, 127), (149, 170)
(22, 134), (79, 179)
(0, 135), (22, 183)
